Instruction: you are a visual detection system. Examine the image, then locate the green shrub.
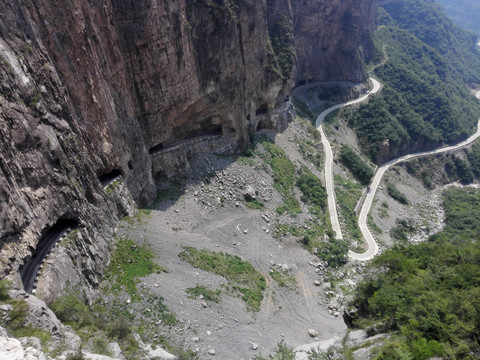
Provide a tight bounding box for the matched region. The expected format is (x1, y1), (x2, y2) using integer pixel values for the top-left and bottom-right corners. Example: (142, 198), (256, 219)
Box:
(0, 279), (11, 301)
(186, 285), (220, 303)
(351, 187), (480, 357)
(386, 183), (409, 205)
(296, 171), (327, 210)
(339, 146), (374, 186)
(179, 247), (265, 311)
(316, 239), (349, 268)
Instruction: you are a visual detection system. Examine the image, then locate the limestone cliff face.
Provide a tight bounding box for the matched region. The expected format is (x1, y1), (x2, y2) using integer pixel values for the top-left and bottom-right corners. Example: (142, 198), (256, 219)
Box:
(294, 0), (376, 83)
(0, 0), (375, 298)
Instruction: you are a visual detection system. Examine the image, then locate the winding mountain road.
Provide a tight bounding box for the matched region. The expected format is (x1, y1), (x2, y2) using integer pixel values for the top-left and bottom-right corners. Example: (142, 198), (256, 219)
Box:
(315, 78), (382, 241)
(349, 90), (480, 261)
(314, 80), (480, 262)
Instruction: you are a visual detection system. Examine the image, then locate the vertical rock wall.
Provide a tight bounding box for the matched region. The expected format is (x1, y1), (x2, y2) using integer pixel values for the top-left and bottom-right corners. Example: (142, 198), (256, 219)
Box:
(294, 0), (376, 83)
(0, 0), (375, 298)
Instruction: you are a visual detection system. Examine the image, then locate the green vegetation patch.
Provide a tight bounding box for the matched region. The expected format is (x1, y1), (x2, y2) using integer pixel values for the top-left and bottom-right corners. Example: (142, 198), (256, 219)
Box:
(346, 1), (480, 162)
(350, 187), (480, 359)
(103, 236), (165, 301)
(338, 146), (374, 186)
(468, 143), (480, 179)
(296, 169), (327, 211)
(254, 340), (294, 360)
(121, 209), (152, 226)
(334, 174), (363, 243)
(259, 140), (300, 215)
(296, 139), (323, 170)
(270, 268), (295, 288)
(293, 99), (315, 120)
(390, 218), (417, 243)
(0, 280), (51, 347)
(51, 293), (141, 358)
(179, 247), (266, 311)
(268, 14), (296, 81)
(186, 285), (221, 303)
(244, 197), (265, 210)
(104, 179), (121, 195)
(386, 183), (409, 205)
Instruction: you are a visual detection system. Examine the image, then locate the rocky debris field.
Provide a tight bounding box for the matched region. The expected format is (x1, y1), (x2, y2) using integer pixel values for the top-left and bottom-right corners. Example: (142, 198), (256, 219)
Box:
(119, 117), (371, 359)
(0, 114), (450, 360)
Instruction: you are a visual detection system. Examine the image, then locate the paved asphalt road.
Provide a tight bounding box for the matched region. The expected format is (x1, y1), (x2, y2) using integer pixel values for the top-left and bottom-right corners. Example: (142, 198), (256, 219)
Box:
(315, 78), (382, 241)
(349, 105), (480, 261)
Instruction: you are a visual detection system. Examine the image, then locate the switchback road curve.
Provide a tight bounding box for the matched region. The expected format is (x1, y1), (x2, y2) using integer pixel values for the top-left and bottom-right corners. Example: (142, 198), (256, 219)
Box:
(315, 78), (382, 241)
(349, 93), (480, 261)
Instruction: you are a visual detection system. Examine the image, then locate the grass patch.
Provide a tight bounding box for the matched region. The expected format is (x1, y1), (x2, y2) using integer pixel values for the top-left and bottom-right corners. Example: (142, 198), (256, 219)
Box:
(378, 201), (389, 218)
(186, 285), (220, 303)
(254, 340), (295, 360)
(368, 214), (383, 234)
(120, 209), (152, 226)
(103, 236), (165, 301)
(179, 247), (266, 311)
(0, 281), (52, 347)
(104, 179), (121, 195)
(51, 293), (141, 358)
(0, 279), (11, 301)
(334, 174), (363, 242)
(270, 268), (295, 288)
(386, 183), (409, 205)
(296, 168), (327, 212)
(259, 140), (300, 215)
(244, 198), (265, 210)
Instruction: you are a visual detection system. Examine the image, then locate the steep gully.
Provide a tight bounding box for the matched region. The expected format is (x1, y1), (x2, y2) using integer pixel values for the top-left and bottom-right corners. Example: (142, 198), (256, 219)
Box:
(314, 80), (480, 262)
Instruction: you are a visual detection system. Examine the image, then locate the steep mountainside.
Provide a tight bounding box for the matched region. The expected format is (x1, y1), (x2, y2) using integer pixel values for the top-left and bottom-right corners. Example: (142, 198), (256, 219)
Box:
(435, 0), (480, 35)
(342, 0), (480, 163)
(0, 0), (375, 298)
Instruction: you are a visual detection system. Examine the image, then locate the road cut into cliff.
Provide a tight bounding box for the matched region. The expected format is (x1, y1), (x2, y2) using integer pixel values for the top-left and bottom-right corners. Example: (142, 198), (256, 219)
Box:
(20, 220), (78, 293)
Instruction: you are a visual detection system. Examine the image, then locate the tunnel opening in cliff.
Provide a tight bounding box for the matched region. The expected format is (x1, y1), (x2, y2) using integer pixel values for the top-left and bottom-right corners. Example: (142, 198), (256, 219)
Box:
(150, 118), (226, 156)
(255, 105), (271, 131)
(98, 169), (124, 187)
(255, 106), (269, 117)
(20, 219), (79, 293)
(182, 118), (223, 141)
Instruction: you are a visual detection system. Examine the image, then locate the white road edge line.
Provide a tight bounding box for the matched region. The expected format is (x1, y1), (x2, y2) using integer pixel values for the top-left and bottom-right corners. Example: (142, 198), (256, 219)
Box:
(315, 80), (480, 262)
(349, 90), (480, 261)
(315, 78), (382, 242)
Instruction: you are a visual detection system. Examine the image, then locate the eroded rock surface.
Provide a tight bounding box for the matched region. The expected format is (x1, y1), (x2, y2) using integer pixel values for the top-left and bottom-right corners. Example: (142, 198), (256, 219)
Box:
(0, 0), (375, 299)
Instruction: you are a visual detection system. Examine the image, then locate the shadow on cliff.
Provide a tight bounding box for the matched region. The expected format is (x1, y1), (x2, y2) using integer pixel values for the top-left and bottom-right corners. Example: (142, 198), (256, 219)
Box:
(145, 132), (277, 213)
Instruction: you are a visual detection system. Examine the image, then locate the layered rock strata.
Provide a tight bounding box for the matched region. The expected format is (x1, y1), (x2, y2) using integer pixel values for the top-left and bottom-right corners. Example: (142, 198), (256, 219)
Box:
(0, 0), (375, 298)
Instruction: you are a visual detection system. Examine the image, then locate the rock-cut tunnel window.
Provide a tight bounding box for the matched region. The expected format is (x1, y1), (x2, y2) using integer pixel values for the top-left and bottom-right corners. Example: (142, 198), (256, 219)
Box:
(20, 219), (79, 293)
(98, 169), (123, 187)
